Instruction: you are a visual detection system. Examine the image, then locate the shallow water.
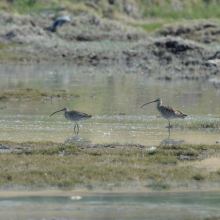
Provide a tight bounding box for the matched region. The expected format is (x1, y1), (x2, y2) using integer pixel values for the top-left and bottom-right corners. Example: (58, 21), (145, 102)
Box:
(0, 64), (220, 145)
(0, 190), (220, 220)
(1, 64), (220, 219)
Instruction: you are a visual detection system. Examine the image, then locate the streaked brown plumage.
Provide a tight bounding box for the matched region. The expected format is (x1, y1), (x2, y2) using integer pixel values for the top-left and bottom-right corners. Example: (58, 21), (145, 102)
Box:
(141, 98), (187, 128)
(50, 107), (92, 133)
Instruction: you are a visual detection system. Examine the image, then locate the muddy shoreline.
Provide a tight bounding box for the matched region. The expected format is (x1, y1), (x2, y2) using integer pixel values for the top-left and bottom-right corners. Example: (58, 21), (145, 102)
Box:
(1, 186), (220, 197)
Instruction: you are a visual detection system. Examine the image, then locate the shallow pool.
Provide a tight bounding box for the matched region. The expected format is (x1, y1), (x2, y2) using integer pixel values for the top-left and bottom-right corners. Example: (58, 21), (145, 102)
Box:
(0, 64), (219, 145)
(0, 190), (220, 220)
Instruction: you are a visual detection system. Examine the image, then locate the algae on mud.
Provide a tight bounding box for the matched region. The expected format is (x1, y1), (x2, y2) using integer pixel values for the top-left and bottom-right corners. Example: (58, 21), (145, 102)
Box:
(0, 88), (79, 101)
(1, 141), (220, 190)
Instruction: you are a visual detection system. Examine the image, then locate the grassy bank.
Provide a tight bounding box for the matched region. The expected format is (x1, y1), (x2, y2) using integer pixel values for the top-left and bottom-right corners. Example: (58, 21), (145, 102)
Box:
(0, 0), (219, 75)
(0, 141), (220, 190)
(1, 1), (220, 36)
(2, 0), (220, 21)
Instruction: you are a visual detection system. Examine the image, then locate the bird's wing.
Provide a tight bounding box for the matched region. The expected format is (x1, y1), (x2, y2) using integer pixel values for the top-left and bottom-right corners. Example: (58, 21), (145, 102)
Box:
(172, 108), (187, 117)
(163, 105), (187, 117)
(71, 110), (92, 117)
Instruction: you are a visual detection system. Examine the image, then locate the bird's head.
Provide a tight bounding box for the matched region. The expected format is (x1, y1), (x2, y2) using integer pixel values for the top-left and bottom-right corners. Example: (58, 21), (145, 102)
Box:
(141, 98), (162, 108)
(155, 98), (161, 102)
(62, 107), (68, 111)
(50, 107), (69, 117)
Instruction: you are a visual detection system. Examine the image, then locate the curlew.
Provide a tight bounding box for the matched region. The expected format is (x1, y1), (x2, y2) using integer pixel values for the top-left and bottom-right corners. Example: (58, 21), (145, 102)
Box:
(50, 107), (92, 134)
(141, 98), (187, 128)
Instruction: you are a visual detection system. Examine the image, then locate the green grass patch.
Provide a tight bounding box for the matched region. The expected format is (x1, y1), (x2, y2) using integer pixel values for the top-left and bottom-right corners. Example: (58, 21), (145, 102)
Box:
(2, 0), (220, 21)
(131, 22), (166, 33)
(1, 0), (99, 15)
(4, 0), (58, 14)
(0, 88), (79, 101)
(0, 43), (39, 63)
(0, 51), (31, 62)
(0, 43), (12, 50)
(141, 0), (220, 20)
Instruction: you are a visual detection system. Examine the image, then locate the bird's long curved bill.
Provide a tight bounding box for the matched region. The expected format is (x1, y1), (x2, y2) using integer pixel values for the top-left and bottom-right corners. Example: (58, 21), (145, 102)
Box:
(141, 100), (157, 108)
(50, 109), (63, 117)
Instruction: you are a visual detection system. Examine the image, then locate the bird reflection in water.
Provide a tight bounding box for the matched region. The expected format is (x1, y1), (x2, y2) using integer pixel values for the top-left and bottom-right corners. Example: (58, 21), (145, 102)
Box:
(160, 128), (185, 145)
(65, 133), (91, 144)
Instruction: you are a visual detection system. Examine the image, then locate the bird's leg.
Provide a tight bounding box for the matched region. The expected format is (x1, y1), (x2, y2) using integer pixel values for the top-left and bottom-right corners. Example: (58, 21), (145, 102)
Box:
(168, 128), (170, 139)
(76, 123), (79, 133)
(74, 123), (79, 134)
(168, 120), (172, 128)
(166, 120), (172, 129)
(167, 127), (172, 148)
(74, 124), (77, 134)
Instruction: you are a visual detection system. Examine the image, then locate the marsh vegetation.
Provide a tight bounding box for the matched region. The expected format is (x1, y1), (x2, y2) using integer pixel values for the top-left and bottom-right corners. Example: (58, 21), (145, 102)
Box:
(1, 141), (220, 191)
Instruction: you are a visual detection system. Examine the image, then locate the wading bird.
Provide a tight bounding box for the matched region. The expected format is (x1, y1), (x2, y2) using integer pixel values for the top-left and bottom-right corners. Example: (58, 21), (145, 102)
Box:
(50, 107), (92, 134)
(141, 98), (187, 128)
(45, 16), (71, 32)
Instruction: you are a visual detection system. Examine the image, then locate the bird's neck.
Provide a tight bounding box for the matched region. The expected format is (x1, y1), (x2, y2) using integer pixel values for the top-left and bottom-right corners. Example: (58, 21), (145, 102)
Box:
(64, 110), (69, 116)
(157, 101), (162, 109)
